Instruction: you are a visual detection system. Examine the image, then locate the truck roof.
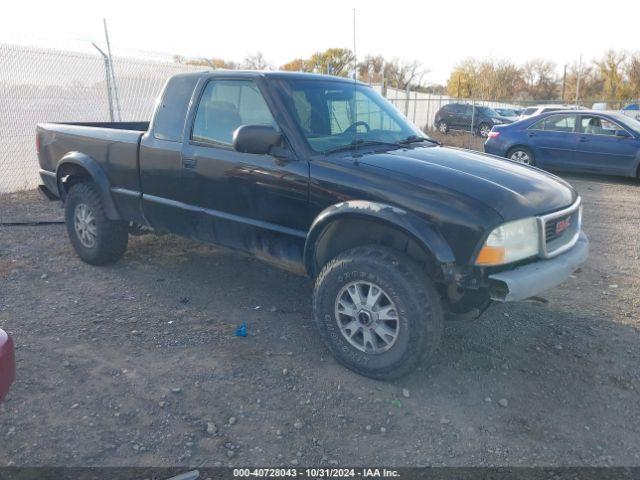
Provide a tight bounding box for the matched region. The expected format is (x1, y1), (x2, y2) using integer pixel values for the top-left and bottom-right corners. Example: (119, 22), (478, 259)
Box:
(172, 69), (367, 85)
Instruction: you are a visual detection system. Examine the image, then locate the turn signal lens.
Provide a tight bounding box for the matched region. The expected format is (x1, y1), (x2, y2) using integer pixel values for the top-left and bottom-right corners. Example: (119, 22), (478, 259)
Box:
(475, 245), (506, 265)
(487, 131), (500, 139)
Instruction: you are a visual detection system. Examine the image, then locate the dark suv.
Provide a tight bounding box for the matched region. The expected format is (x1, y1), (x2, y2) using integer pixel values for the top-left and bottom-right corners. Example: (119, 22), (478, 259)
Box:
(434, 103), (514, 137)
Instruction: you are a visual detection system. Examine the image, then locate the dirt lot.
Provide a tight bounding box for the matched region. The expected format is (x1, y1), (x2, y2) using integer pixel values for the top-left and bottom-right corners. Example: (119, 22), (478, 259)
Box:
(1, 171), (639, 467)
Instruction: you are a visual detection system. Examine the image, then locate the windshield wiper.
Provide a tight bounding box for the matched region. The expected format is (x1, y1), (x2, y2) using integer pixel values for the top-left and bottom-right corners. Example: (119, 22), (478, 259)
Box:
(397, 135), (440, 146)
(323, 140), (401, 155)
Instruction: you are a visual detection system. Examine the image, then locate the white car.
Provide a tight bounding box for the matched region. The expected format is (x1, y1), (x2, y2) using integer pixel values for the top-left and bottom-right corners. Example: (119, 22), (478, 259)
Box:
(519, 104), (581, 119)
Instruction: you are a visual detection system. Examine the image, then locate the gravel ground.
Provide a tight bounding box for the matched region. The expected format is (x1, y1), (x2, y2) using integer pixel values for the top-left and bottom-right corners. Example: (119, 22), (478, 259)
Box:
(0, 171), (639, 467)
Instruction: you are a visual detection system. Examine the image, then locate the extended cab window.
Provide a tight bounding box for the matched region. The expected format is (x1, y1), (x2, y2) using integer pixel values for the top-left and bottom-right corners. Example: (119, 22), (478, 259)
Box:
(530, 114), (576, 132)
(154, 75), (199, 142)
(192, 80), (276, 146)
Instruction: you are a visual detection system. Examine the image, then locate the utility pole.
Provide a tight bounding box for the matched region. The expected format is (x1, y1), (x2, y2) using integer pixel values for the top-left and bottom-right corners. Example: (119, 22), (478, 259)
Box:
(352, 8), (357, 81)
(103, 19), (122, 121)
(575, 54), (582, 107)
(561, 64), (567, 103)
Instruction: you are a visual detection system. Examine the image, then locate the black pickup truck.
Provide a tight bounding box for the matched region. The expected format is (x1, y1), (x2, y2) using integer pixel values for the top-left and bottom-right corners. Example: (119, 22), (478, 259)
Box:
(37, 71), (588, 379)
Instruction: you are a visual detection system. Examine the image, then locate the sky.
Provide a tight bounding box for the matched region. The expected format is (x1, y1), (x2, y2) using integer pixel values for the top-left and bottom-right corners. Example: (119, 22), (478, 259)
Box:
(1, 0), (638, 84)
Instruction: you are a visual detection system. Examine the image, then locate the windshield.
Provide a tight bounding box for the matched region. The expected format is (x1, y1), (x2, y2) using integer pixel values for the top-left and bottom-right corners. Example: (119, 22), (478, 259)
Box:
(497, 109), (517, 117)
(275, 79), (425, 153)
(615, 113), (640, 133)
(522, 107), (537, 115)
(479, 107), (500, 117)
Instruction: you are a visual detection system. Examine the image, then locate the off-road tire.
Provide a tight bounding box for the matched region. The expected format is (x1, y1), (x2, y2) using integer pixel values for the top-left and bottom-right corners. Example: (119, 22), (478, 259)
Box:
(312, 245), (444, 380)
(64, 182), (128, 265)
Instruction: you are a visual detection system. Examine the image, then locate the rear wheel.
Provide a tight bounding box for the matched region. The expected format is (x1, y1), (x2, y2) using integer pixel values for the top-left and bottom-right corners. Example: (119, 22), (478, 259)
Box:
(507, 146), (535, 166)
(65, 182), (128, 265)
(312, 245), (444, 380)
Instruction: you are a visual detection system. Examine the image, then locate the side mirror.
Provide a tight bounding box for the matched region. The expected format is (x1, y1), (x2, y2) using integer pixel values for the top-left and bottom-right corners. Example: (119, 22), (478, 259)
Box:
(614, 129), (631, 138)
(233, 125), (282, 155)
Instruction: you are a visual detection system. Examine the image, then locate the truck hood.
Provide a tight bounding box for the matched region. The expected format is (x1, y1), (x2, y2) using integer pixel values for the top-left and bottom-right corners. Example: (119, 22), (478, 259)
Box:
(358, 145), (576, 220)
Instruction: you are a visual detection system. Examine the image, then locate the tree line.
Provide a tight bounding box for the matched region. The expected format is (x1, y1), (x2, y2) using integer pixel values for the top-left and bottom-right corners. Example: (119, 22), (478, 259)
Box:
(447, 50), (640, 103)
(174, 48), (433, 91)
(174, 48), (640, 103)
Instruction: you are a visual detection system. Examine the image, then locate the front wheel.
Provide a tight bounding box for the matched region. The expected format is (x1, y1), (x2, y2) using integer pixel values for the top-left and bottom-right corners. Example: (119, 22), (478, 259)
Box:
(312, 246), (444, 380)
(507, 146), (535, 165)
(65, 182), (129, 265)
(436, 120), (449, 134)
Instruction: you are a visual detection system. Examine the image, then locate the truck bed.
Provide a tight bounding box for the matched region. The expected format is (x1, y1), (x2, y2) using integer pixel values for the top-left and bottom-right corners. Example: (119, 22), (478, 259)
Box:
(37, 121), (149, 205)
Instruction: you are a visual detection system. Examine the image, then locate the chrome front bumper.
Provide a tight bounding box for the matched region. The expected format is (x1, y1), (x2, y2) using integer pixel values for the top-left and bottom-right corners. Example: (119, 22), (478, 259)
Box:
(488, 231), (589, 302)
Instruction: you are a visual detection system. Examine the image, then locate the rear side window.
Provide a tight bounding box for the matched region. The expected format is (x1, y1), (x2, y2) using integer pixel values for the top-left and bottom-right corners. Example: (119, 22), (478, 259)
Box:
(191, 80), (275, 146)
(530, 114), (576, 132)
(153, 75), (198, 142)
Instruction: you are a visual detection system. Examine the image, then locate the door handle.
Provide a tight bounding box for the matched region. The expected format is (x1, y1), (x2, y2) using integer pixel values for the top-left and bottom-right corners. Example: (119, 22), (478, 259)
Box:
(182, 158), (197, 169)
(579, 137), (588, 142)
(527, 132), (536, 137)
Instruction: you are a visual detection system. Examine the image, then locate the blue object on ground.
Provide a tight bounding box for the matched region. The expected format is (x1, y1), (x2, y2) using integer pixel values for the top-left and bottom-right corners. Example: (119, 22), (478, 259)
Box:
(235, 322), (247, 337)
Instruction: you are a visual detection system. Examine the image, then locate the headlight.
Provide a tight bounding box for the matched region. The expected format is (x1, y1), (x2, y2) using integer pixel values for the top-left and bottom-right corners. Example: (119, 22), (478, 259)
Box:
(491, 118), (503, 124)
(475, 217), (539, 266)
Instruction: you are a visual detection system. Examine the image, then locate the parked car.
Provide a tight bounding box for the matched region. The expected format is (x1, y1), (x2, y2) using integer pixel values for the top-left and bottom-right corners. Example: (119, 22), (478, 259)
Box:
(494, 108), (520, 121)
(434, 103), (514, 137)
(485, 110), (640, 178)
(0, 329), (15, 402)
(622, 103), (640, 121)
(37, 71), (588, 379)
(519, 104), (581, 119)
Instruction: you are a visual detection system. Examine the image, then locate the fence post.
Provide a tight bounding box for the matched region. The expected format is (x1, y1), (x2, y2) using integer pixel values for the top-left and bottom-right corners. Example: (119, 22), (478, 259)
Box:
(92, 43), (115, 122)
(405, 84), (410, 117)
(469, 99), (476, 149)
(103, 19), (122, 121)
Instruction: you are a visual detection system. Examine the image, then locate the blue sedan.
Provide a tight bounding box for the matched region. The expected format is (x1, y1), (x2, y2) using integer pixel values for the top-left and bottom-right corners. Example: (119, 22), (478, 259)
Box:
(484, 110), (640, 178)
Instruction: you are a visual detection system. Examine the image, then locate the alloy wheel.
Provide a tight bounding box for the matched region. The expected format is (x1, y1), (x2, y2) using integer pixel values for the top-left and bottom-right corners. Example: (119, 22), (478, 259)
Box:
(74, 203), (97, 248)
(334, 281), (400, 354)
(510, 150), (531, 164)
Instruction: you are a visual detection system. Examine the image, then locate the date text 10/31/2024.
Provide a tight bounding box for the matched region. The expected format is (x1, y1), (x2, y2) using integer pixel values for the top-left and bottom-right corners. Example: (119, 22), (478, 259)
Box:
(233, 468), (400, 478)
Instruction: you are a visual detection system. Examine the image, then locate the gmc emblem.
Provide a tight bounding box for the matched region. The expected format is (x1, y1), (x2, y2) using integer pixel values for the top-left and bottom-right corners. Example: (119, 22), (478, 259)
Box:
(555, 217), (571, 234)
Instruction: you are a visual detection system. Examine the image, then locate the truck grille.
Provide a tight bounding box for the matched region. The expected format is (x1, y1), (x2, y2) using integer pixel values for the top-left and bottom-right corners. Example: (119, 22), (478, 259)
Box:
(538, 198), (582, 258)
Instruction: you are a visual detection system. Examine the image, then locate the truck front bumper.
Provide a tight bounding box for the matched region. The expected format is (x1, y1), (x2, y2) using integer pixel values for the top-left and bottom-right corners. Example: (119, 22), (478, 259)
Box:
(488, 231), (589, 302)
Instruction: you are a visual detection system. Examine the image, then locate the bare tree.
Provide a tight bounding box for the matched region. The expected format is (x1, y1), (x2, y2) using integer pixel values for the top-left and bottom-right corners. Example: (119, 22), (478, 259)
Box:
(521, 59), (558, 99)
(242, 52), (272, 71)
(384, 59), (424, 89)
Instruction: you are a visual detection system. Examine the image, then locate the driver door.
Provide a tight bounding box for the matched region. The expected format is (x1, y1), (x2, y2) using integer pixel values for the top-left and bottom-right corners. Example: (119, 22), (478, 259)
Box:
(180, 78), (310, 252)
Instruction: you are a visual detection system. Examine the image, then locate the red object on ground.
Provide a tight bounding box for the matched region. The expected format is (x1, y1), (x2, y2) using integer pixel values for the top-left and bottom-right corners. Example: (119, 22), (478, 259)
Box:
(0, 329), (15, 402)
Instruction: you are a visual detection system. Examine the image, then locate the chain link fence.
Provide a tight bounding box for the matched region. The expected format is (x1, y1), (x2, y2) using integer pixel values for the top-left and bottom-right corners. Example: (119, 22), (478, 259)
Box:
(0, 43), (199, 193)
(2, 44), (639, 193)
